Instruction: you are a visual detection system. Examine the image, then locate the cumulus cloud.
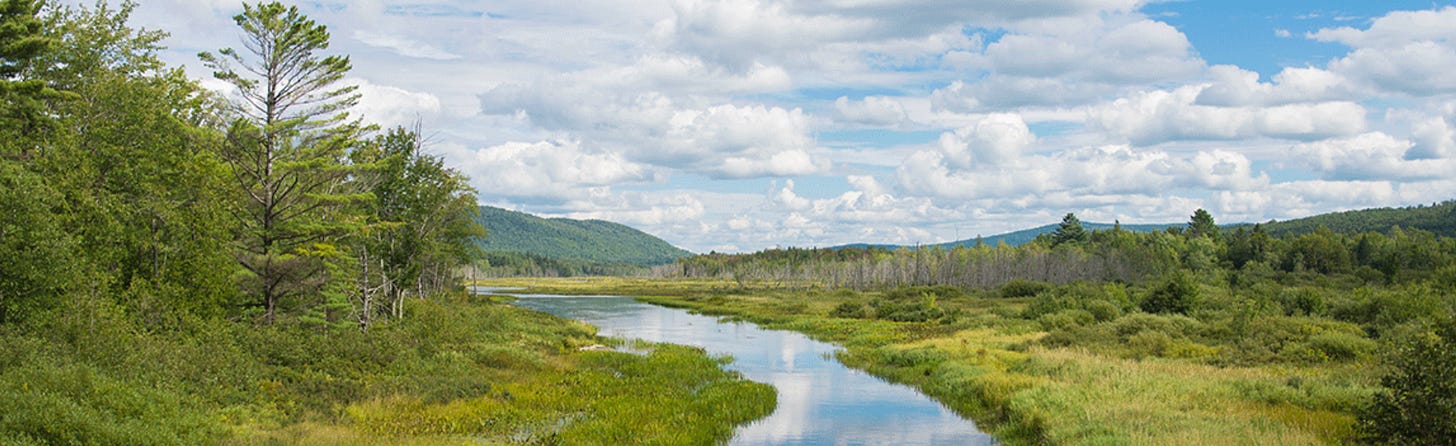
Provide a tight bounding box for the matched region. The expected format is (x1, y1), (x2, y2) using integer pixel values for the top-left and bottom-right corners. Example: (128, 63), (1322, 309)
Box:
(346, 78), (443, 129)
(1195, 65), (1351, 106)
(931, 15), (1202, 111)
(1092, 85), (1366, 145)
(1310, 6), (1456, 95)
(438, 140), (650, 202)
(482, 77), (828, 178)
(834, 96), (909, 127)
(1292, 132), (1456, 181)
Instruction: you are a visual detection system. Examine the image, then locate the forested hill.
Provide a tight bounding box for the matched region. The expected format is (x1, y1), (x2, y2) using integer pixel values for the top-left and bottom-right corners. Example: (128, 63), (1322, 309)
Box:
(475, 206), (693, 265)
(835, 222), (1179, 249)
(1260, 200), (1456, 238)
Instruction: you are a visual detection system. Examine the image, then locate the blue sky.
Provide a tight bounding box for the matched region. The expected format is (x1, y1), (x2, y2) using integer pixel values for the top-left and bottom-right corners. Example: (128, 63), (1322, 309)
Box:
(129, 0), (1456, 252)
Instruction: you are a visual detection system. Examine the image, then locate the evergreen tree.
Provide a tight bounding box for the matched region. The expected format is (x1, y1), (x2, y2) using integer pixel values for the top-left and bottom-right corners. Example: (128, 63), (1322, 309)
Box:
(200, 2), (367, 324)
(1188, 208), (1219, 239)
(1052, 213), (1089, 246)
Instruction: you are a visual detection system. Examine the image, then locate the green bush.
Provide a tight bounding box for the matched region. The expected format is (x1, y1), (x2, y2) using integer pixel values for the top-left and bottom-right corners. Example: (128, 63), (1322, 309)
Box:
(1001, 279), (1051, 298)
(1140, 271), (1200, 315)
(1357, 320), (1456, 445)
(830, 301), (872, 319)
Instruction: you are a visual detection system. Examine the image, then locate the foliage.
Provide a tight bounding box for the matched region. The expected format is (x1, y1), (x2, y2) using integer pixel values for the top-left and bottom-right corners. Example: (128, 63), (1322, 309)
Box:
(1357, 319), (1456, 445)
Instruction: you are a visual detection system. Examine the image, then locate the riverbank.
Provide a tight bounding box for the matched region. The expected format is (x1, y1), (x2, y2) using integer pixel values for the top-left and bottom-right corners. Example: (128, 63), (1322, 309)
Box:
(0, 292), (774, 445)
(486, 277), (1377, 445)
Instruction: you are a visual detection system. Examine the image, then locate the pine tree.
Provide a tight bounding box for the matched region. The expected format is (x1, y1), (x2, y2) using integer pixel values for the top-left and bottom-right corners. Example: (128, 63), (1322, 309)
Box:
(1052, 213), (1088, 246)
(201, 2), (367, 324)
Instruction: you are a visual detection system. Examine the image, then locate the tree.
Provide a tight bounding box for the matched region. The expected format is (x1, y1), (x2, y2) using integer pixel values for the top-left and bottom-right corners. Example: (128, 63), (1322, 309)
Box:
(345, 127), (483, 327)
(200, 2), (366, 324)
(1188, 208), (1219, 239)
(1052, 213), (1088, 246)
(0, 0), (63, 146)
(1357, 319), (1456, 445)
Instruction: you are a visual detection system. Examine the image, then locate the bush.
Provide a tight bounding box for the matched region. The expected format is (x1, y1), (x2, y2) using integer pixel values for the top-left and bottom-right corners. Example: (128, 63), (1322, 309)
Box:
(1000, 279), (1050, 298)
(830, 301), (872, 319)
(1141, 271), (1200, 315)
(1357, 320), (1456, 445)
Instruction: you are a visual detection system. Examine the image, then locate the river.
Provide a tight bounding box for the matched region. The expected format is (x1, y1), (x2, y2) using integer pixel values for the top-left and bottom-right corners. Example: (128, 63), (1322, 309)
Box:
(499, 291), (996, 445)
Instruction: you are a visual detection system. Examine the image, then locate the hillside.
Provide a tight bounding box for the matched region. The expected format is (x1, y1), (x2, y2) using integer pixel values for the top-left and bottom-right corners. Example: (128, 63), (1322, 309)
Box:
(834, 222), (1180, 250)
(475, 206), (693, 265)
(1260, 200), (1456, 238)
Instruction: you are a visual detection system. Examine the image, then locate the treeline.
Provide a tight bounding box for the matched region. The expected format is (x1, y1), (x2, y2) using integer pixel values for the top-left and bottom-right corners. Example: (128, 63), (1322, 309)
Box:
(655, 209), (1456, 291)
(0, 1), (481, 330)
(1261, 200), (1456, 239)
(476, 252), (650, 278)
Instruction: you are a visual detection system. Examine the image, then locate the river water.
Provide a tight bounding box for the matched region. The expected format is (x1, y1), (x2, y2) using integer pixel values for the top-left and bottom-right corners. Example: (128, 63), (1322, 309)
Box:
(501, 292), (995, 446)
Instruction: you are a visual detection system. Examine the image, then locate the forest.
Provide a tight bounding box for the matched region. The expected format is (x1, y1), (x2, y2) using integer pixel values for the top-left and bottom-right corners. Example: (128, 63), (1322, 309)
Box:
(0, 2), (772, 444)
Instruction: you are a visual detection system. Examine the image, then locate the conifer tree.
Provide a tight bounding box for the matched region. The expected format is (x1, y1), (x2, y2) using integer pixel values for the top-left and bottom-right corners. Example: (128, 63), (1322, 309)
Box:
(201, 2), (366, 324)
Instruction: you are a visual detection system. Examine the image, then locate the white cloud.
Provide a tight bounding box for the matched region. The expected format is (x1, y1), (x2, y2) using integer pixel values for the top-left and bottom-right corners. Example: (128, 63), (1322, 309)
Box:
(353, 30), (462, 60)
(346, 78), (443, 129)
(935, 113), (1035, 168)
(1292, 132), (1456, 181)
(1093, 85), (1366, 145)
(1195, 65), (1350, 106)
(1310, 6), (1456, 96)
(834, 96), (909, 127)
(932, 15), (1202, 111)
(440, 140), (650, 202)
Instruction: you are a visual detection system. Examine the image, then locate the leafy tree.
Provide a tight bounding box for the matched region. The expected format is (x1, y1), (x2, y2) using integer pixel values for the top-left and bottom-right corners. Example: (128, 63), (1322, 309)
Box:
(30, 1), (239, 319)
(1187, 208), (1219, 239)
(200, 2), (366, 323)
(1357, 319), (1456, 445)
(346, 127), (483, 326)
(0, 160), (76, 323)
(1052, 213), (1089, 246)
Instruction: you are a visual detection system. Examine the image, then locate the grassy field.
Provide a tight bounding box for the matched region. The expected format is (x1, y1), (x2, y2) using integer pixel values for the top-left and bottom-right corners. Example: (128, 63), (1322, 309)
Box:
(485, 277), (1377, 446)
(0, 292), (774, 445)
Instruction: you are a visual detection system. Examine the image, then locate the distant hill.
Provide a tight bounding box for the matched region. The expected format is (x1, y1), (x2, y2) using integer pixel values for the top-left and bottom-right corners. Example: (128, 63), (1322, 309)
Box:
(475, 206), (692, 265)
(834, 222), (1181, 250)
(1260, 200), (1456, 238)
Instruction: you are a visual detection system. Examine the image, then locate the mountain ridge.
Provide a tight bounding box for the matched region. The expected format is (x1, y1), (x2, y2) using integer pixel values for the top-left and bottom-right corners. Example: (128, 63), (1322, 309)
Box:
(474, 206), (692, 265)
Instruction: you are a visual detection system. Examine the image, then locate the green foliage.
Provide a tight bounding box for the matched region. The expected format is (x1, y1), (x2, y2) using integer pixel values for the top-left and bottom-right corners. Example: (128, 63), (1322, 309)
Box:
(1141, 271), (1200, 315)
(1000, 279), (1050, 298)
(475, 205), (692, 266)
(1357, 319), (1456, 445)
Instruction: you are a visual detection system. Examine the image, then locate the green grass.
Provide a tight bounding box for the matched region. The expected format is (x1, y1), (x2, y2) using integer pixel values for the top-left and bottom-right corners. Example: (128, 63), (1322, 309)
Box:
(0, 292), (774, 445)
(501, 277), (1380, 445)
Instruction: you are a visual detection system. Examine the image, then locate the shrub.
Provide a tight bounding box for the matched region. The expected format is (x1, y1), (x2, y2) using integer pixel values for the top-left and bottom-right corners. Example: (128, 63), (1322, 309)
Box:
(1001, 279), (1051, 298)
(1357, 320), (1456, 445)
(1141, 271), (1200, 315)
(830, 301), (872, 319)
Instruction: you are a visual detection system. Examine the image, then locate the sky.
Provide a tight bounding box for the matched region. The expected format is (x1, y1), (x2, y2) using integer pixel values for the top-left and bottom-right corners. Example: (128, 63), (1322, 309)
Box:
(118, 0), (1456, 253)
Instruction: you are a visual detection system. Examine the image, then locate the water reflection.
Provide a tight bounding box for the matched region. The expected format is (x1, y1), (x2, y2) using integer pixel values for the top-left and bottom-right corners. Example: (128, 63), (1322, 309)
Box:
(505, 293), (996, 446)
